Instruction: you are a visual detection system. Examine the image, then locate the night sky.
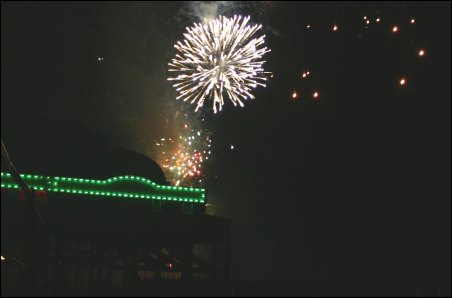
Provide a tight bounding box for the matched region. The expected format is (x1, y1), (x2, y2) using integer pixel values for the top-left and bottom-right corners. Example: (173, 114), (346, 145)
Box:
(1, 1), (450, 294)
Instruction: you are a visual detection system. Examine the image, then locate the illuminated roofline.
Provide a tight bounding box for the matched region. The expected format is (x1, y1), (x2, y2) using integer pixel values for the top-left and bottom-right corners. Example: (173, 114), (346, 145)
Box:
(1, 172), (205, 204)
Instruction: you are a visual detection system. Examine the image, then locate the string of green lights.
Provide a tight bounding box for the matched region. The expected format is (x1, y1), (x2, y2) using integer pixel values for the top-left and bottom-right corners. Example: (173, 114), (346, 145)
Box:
(1, 172), (205, 203)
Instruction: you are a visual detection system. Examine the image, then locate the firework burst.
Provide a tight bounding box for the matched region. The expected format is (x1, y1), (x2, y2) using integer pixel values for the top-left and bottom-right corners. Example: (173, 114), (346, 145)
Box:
(157, 128), (212, 187)
(168, 15), (271, 113)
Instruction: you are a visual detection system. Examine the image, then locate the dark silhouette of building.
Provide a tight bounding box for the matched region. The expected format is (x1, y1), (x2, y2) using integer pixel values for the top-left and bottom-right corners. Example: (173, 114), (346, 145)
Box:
(1, 118), (231, 296)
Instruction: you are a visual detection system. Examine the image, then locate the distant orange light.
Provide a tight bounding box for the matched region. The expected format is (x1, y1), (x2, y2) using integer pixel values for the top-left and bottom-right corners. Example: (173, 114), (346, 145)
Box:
(313, 91), (319, 98)
(418, 49), (425, 56)
(292, 91), (298, 99)
(376, 18), (380, 22)
(363, 16), (367, 20)
(302, 73), (307, 78)
(366, 20), (370, 25)
(410, 18), (415, 24)
(184, 124), (188, 129)
(400, 78), (406, 85)
(306, 24), (311, 29)
(306, 71), (310, 75)
(392, 26), (398, 32)
(333, 25), (338, 31)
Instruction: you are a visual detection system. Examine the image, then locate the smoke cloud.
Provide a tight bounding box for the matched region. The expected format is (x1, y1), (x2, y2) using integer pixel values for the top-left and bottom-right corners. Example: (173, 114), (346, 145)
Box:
(187, 1), (236, 20)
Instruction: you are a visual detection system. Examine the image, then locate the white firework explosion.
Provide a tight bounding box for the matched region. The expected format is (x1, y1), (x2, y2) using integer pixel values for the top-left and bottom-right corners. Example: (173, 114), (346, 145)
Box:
(168, 15), (271, 113)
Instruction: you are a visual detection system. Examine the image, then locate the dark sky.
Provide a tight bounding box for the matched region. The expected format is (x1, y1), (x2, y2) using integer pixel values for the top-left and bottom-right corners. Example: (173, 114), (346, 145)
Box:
(1, 1), (450, 293)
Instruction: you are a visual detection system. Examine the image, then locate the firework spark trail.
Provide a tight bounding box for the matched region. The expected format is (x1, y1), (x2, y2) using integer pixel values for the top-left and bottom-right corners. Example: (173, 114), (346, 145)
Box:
(168, 15), (271, 113)
(157, 127), (212, 187)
